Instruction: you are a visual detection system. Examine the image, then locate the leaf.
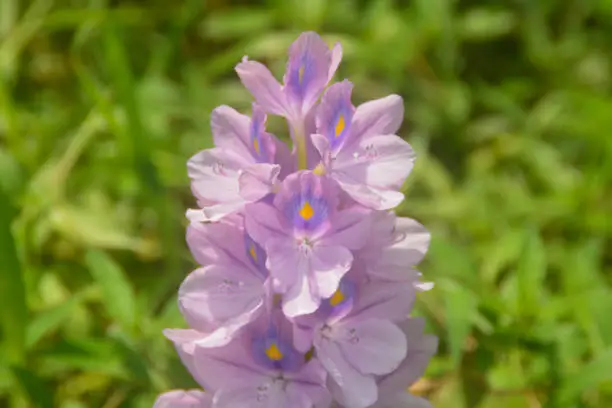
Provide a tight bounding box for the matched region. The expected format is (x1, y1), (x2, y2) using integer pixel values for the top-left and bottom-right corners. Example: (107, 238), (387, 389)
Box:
(201, 8), (273, 40)
(459, 9), (516, 41)
(0, 188), (27, 364)
(477, 393), (531, 408)
(85, 250), (136, 331)
(26, 290), (88, 348)
(441, 279), (478, 366)
(38, 338), (125, 378)
(11, 366), (54, 408)
(559, 348), (612, 403)
(48, 204), (143, 252)
(516, 229), (546, 318)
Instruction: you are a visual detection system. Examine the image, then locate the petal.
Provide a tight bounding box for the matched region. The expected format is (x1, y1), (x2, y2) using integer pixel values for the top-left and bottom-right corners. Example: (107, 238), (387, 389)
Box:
(265, 238), (301, 290)
(350, 94), (404, 142)
(265, 238), (321, 317)
(282, 260), (320, 318)
(377, 318), (438, 395)
(286, 359), (331, 407)
(322, 207), (372, 250)
(250, 104), (278, 163)
(310, 133), (331, 165)
(350, 280), (415, 321)
(187, 148), (247, 220)
(235, 58), (288, 116)
(211, 105), (253, 161)
(186, 222), (246, 268)
(333, 135), (416, 210)
(316, 80), (354, 151)
(154, 390), (212, 408)
(238, 163), (280, 201)
(391, 217), (430, 266)
(333, 176), (405, 210)
(328, 42), (343, 81)
(163, 329), (214, 389)
(185, 203), (245, 223)
(244, 202), (287, 245)
(213, 384), (287, 408)
(337, 319), (407, 375)
(273, 136), (295, 178)
(284, 32), (332, 116)
(180, 266), (264, 326)
(315, 336), (378, 408)
(311, 244), (352, 299)
(369, 393), (433, 408)
(274, 171), (339, 237)
(193, 339), (263, 392)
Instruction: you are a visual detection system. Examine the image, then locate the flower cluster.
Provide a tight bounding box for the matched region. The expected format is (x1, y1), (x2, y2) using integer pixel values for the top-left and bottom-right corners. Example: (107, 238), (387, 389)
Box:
(154, 32), (437, 408)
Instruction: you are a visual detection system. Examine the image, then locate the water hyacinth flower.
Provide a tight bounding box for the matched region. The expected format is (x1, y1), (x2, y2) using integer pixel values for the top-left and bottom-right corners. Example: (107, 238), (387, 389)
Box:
(292, 277), (416, 408)
(311, 80), (416, 210)
(156, 31), (437, 408)
(245, 171), (371, 317)
(236, 32), (342, 170)
(187, 104), (288, 222)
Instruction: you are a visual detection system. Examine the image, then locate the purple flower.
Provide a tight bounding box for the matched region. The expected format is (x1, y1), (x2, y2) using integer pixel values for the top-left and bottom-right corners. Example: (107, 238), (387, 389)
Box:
(357, 213), (433, 290)
(245, 171), (371, 317)
(235, 32), (341, 124)
(169, 221), (268, 347)
(156, 31), (438, 408)
(311, 81), (415, 210)
(153, 390), (212, 408)
(376, 318), (438, 398)
(193, 313), (331, 407)
(293, 277), (416, 408)
(187, 104), (289, 222)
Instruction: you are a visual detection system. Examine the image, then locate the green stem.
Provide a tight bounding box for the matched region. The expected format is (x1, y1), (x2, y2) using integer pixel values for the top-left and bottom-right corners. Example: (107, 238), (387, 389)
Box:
(294, 121), (308, 170)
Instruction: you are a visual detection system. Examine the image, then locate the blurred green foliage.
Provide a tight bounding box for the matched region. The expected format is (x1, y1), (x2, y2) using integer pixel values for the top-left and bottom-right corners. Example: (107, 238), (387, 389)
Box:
(1, 0), (611, 407)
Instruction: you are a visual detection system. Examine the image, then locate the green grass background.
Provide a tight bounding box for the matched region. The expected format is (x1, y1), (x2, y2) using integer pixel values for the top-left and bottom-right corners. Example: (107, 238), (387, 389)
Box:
(1, 0), (611, 407)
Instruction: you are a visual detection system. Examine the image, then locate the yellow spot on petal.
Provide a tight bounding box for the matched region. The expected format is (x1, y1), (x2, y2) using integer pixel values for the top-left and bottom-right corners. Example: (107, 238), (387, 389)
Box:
(298, 65), (305, 83)
(299, 201), (314, 220)
(313, 163), (327, 176)
(329, 289), (345, 306)
(266, 343), (283, 361)
(335, 115), (345, 137)
(249, 244), (257, 262)
(253, 137), (261, 155)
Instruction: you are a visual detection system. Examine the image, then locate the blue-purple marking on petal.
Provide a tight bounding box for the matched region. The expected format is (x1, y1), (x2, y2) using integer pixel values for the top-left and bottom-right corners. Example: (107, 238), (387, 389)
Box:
(250, 113), (270, 163)
(286, 53), (314, 101)
(322, 278), (356, 321)
(251, 324), (304, 372)
(244, 232), (268, 277)
(327, 104), (353, 151)
(284, 190), (329, 235)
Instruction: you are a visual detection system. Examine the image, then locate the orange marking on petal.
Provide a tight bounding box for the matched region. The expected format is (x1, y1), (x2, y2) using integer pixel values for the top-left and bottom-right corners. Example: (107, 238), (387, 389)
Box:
(329, 289), (345, 306)
(249, 244), (257, 262)
(335, 115), (345, 137)
(265, 343), (283, 361)
(299, 201), (314, 220)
